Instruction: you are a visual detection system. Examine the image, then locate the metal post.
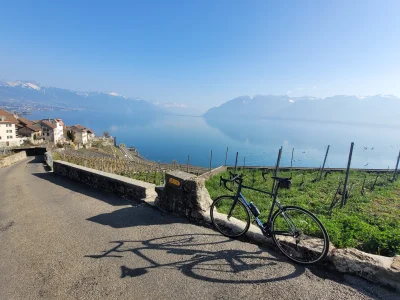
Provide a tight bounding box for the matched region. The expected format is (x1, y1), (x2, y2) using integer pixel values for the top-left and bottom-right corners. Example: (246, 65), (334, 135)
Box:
(187, 155), (190, 173)
(272, 147), (283, 192)
(290, 148), (294, 178)
(341, 142), (354, 207)
(234, 152), (239, 173)
(274, 147), (283, 177)
(243, 157), (246, 169)
(209, 150), (213, 172)
(319, 145), (330, 180)
(225, 147), (229, 166)
(290, 148), (294, 168)
(392, 150), (400, 182)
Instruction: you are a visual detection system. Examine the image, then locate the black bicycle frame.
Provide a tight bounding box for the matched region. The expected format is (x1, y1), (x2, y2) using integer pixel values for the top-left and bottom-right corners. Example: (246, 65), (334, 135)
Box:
(228, 181), (285, 234)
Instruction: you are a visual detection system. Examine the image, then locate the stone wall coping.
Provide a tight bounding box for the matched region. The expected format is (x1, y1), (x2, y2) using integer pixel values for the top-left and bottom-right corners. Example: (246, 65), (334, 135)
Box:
(166, 170), (197, 181)
(54, 161), (156, 189)
(199, 166), (227, 180)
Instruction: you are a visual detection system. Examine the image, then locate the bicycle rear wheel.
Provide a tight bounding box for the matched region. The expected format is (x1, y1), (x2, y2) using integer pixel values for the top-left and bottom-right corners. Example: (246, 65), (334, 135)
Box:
(271, 206), (329, 264)
(210, 196), (250, 238)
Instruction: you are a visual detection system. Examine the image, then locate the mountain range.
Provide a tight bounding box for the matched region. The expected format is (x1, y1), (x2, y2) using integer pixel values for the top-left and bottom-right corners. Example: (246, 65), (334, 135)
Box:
(1, 80), (399, 126)
(204, 94), (400, 126)
(0, 80), (179, 115)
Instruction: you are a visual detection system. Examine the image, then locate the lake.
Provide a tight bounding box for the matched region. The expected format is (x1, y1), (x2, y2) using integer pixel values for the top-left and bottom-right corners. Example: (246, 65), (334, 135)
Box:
(28, 110), (400, 169)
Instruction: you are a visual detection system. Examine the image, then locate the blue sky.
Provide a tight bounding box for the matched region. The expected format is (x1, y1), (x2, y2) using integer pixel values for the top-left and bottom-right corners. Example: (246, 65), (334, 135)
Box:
(1, 0), (399, 111)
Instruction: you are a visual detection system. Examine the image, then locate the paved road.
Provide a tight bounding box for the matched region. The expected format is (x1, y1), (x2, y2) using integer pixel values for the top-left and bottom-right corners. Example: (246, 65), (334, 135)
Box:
(0, 156), (398, 300)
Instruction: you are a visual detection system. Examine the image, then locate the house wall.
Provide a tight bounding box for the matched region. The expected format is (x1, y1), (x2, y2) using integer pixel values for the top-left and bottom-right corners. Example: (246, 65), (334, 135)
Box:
(18, 127), (41, 140)
(54, 123), (64, 142)
(41, 126), (55, 142)
(72, 129), (88, 145)
(0, 124), (22, 147)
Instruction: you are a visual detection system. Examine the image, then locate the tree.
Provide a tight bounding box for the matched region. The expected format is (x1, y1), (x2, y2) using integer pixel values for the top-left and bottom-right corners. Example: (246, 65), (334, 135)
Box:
(67, 130), (75, 142)
(103, 131), (110, 138)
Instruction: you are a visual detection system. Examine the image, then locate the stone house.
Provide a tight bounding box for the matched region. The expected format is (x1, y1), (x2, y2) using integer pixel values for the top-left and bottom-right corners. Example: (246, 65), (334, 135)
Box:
(86, 128), (95, 140)
(17, 117), (42, 141)
(69, 125), (95, 145)
(37, 119), (64, 143)
(70, 125), (88, 145)
(0, 109), (23, 147)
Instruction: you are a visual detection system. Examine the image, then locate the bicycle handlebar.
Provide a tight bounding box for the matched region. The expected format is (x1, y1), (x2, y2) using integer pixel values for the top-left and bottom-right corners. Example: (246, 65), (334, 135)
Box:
(220, 171), (244, 192)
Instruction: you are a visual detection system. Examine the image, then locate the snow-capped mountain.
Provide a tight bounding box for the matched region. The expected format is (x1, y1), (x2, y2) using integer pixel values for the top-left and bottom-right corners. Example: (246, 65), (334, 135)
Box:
(0, 80), (44, 90)
(0, 80), (164, 114)
(204, 94), (400, 126)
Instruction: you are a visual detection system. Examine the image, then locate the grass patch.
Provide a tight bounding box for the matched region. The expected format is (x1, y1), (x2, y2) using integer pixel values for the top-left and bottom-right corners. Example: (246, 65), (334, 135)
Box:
(52, 152), (62, 160)
(206, 168), (400, 256)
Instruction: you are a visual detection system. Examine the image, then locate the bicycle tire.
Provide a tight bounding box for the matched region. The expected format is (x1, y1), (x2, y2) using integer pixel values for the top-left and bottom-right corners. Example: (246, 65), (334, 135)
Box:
(210, 195), (251, 238)
(271, 206), (329, 264)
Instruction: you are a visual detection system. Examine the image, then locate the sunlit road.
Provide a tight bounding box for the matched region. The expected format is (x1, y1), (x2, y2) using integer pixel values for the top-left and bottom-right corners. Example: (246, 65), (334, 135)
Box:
(0, 156), (397, 300)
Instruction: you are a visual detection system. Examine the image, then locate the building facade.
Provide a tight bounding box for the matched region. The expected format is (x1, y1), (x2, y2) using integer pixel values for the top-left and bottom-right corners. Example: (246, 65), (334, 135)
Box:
(38, 119), (64, 143)
(0, 109), (23, 147)
(70, 125), (88, 145)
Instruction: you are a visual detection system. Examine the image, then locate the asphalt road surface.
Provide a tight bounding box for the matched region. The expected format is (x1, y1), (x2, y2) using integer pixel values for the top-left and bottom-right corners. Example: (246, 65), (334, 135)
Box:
(0, 156), (398, 300)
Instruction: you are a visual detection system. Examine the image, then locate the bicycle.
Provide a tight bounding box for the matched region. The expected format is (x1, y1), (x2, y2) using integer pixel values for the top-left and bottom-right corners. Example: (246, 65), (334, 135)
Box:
(210, 172), (329, 264)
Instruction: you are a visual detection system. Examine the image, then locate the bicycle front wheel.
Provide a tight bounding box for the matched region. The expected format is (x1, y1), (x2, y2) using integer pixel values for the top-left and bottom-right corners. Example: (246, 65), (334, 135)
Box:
(271, 206), (329, 264)
(210, 196), (250, 238)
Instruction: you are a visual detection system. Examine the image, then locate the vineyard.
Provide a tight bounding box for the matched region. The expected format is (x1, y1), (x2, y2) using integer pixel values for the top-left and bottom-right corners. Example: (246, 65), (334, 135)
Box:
(53, 149), (209, 185)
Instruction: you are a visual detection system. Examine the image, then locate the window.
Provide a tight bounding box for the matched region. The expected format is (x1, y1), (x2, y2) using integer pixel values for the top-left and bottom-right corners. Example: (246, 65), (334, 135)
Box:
(47, 133), (49, 136)
(7, 136), (12, 139)
(6, 130), (12, 133)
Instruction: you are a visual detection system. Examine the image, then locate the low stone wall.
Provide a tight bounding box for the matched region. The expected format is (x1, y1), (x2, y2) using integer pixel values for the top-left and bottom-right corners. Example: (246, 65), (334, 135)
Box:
(44, 152), (53, 169)
(0, 151), (27, 168)
(53, 161), (157, 203)
(198, 165), (227, 180)
(155, 170), (213, 221)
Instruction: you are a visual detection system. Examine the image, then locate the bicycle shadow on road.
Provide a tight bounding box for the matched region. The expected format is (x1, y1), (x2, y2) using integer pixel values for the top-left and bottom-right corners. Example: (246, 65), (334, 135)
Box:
(86, 205), (187, 228)
(32, 172), (129, 207)
(86, 233), (305, 284)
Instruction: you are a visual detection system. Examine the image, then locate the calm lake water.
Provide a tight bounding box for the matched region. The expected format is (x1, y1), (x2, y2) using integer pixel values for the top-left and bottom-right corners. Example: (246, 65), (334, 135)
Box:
(29, 110), (400, 169)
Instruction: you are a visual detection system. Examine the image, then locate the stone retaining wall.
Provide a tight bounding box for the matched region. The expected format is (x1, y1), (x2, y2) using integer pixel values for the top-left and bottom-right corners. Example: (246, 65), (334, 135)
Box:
(155, 170), (212, 221)
(53, 161), (157, 203)
(0, 151), (27, 168)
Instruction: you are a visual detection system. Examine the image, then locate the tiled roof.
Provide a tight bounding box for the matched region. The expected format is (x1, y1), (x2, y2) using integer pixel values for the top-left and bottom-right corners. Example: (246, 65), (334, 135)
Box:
(72, 124), (87, 132)
(41, 120), (57, 129)
(18, 117), (34, 126)
(0, 109), (18, 124)
(74, 124), (86, 130)
(25, 123), (41, 132)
